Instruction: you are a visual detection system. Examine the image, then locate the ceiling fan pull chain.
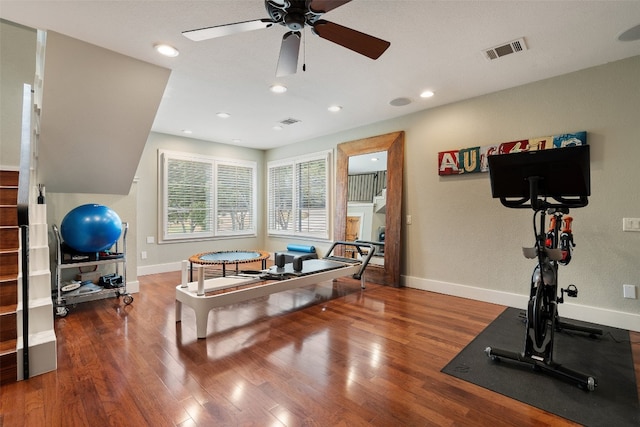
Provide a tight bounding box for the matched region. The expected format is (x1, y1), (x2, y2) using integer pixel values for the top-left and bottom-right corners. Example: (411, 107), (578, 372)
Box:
(303, 27), (307, 72)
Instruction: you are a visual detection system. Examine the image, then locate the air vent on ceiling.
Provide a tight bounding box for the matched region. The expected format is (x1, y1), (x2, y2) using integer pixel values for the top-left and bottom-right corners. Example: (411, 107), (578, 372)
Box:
(483, 38), (527, 60)
(280, 117), (301, 126)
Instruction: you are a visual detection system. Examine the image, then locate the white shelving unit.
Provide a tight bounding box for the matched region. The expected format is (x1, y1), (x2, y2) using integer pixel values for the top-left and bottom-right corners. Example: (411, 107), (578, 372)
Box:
(52, 223), (133, 317)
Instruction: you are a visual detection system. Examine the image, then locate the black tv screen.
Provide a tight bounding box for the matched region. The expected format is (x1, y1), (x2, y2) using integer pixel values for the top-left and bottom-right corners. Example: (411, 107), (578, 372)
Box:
(488, 145), (590, 201)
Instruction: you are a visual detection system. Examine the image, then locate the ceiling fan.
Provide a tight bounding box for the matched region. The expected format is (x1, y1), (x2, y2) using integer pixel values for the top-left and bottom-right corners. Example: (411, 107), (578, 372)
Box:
(182, 0), (391, 77)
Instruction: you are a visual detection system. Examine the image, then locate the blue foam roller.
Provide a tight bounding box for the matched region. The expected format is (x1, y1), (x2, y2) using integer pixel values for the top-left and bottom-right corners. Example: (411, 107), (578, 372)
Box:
(286, 244), (316, 253)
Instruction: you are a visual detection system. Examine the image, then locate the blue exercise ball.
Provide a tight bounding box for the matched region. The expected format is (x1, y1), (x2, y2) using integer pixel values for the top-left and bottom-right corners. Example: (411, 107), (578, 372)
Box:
(60, 204), (122, 253)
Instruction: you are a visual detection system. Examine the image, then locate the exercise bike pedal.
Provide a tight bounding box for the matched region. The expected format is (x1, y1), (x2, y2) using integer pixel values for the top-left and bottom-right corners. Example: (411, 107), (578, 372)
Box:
(564, 284), (578, 297)
(558, 284), (579, 304)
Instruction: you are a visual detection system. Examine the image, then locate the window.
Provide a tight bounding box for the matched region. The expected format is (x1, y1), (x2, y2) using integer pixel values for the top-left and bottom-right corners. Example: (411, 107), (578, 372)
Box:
(160, 150), (256, 241)
(267, 151), (331, 239)
(215, 162), (255, 235)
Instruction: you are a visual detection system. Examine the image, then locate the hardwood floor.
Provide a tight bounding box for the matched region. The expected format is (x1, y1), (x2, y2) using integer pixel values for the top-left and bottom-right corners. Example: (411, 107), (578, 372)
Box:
(1, 270), (638, 426)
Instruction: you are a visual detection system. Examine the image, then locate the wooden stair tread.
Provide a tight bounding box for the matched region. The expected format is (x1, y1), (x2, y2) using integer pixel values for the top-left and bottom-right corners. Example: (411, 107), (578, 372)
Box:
(0, 171), (19, 386)
(0, 170), (19, 187)
(0, 303), (17, 315)
(0, 338), (17, 355)
(0, 266), (19, 278)
(0, 274), (19, 282)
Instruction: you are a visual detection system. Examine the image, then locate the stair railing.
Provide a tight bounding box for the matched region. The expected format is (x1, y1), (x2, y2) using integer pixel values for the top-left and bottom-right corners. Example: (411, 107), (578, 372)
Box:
(17, 84), (33, 379)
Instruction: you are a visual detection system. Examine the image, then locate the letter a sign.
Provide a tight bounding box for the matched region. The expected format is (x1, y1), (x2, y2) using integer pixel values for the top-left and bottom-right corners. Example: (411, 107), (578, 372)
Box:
(438, 150), (459, 175)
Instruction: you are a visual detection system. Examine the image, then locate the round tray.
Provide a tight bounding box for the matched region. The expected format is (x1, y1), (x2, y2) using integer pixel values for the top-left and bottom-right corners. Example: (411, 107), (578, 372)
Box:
(61, 282), (81, 292)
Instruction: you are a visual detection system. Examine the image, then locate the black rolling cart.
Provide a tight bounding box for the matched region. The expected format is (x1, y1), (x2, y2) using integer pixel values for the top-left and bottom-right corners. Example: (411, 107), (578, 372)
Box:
(484, 145), (601, 391)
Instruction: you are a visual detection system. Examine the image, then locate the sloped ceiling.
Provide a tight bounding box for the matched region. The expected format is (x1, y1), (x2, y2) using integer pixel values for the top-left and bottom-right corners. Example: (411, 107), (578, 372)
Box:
(38, 31), (171, 194)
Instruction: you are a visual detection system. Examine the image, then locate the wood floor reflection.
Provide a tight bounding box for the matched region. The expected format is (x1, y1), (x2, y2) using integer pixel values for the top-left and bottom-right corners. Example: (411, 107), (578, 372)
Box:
(1, 270), (638, 426)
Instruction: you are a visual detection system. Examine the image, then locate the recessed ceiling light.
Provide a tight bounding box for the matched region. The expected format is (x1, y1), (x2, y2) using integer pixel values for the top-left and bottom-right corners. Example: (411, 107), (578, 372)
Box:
(420, 90), (435, 98)
(273, 125), (283, 131)
(270, 84), (287, 94)
(216, 112), (231, 118)
(182, 129), (192, 134)
(154, 43), (179, 57)
(328, 105), (342, 112)
(371, 157), (379, 162)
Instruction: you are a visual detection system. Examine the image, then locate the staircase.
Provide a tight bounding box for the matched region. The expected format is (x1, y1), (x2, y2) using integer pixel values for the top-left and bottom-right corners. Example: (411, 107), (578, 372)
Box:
(1, 170), (57, 384)
(0, 170), (20, 384)
(1, 32), (57, 384)
(18, 187), (57, 381)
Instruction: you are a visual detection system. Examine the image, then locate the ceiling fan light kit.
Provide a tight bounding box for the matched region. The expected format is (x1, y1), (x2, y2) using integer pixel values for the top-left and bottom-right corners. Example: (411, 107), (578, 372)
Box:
(182, 0), (390, 76)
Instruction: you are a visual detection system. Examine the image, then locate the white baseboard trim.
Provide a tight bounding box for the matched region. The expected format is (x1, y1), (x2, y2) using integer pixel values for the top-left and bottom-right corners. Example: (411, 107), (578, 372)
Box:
(138, 261), (183, 277)
(403, 275), (640, 332)
(126, 280), (139, 294)
(133, 266), (639, 332)
(137, 254), (275, 279)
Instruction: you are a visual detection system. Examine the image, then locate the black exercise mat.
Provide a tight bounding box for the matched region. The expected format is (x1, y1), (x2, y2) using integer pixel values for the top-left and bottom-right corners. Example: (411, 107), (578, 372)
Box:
(442, 307), (639, 426)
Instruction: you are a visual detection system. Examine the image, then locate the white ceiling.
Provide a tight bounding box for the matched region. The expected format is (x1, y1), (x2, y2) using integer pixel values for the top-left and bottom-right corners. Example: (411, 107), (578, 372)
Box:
(349, 151), (387, 174)
(2, 1), (639, 150)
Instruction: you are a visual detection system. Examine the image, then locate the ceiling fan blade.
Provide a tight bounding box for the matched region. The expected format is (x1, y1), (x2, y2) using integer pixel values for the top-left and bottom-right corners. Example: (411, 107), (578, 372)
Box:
(276, 31), (302, 77)
(309, 0), (352, 14)
(183, 18), (274, 41)
(312, 19), (390, 59)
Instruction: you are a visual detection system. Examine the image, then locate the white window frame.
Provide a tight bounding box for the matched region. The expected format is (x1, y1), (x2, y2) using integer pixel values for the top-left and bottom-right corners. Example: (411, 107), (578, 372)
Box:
(267, 150), (332, 239)
(159, 150), (257, 242)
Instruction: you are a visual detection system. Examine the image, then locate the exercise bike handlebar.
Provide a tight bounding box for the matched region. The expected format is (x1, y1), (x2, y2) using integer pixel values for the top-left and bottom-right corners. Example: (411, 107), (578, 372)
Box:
(499, 176), (589, 210)
(500, 196), (589, 210)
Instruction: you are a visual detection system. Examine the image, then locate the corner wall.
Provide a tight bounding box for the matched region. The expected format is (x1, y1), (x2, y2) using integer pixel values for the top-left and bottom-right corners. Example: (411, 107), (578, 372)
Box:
(134, 132), (265, 275)
(266, 55), (640, 331)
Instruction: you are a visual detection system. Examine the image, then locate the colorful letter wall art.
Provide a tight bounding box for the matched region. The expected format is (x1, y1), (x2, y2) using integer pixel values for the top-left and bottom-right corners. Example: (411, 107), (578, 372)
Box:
(438, 131), (587, 176)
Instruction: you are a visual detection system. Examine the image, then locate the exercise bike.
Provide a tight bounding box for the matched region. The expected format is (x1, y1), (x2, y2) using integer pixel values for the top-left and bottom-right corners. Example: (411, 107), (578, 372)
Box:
(484, 145), (601, 391)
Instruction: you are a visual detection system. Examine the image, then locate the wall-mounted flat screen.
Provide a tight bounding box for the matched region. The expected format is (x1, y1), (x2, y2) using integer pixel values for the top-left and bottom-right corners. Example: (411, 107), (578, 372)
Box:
(488, 145), (590, 202)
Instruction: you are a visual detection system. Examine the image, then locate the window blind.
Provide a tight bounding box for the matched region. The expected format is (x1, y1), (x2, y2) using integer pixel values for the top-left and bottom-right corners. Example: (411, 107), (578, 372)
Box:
(216, 162), (255, 234)
(160, 150), (256, 241)
(165, 156), (213, 239)
(267, 151), (330, 239)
